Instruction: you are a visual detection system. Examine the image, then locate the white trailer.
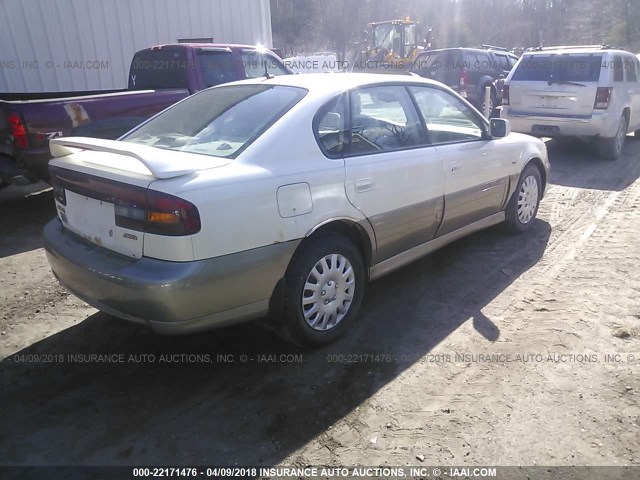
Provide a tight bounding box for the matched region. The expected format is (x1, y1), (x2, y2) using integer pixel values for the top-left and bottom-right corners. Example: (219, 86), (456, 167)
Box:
(0, 0), (273, 93)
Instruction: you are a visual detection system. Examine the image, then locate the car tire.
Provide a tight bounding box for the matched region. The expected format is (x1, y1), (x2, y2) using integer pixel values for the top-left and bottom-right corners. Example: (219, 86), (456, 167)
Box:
(280, 233), (366, 348)
(505, 164), (542, 234)
(598, 114), (628, 160)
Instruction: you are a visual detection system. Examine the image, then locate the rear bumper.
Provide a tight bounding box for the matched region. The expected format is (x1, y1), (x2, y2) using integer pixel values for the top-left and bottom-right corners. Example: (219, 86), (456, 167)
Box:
(0, 154), (38, 185)
(501, 108), (620, 138)
(44, 219), (300, 334)
(15, 147), (51, 180)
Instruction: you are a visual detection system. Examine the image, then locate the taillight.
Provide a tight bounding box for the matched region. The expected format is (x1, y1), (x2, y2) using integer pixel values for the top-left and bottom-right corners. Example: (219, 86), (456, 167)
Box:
(7, 112), (29, 149)
(502, 85), (510, 105)
(594, 87), (612, 109)
(116, 190), (201, 236)
(49, 166), (201, 236)
(459, 68), (468, 97)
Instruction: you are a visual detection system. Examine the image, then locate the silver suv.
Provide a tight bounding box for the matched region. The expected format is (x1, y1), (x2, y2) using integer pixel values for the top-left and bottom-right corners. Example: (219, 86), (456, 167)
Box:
(501, 46), (640, 159)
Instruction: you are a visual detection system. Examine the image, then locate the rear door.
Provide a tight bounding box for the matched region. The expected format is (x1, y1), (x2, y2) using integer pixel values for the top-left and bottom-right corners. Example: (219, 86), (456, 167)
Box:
(508, 53), (603, 118)
(343, 84), (445, 262)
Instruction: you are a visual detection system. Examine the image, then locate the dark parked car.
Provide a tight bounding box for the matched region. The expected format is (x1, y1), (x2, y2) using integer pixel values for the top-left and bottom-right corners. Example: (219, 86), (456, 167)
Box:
(410, 46), (518, 114)
(0, 44), (290, 185)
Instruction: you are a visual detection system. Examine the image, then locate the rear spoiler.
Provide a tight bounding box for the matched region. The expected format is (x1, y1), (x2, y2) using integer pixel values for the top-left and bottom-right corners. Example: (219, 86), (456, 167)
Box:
(49, 137), (227, 179)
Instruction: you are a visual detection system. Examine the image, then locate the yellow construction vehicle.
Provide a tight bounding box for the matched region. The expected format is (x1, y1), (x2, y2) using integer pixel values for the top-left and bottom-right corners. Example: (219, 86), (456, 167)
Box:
(351, 17), (431, 72)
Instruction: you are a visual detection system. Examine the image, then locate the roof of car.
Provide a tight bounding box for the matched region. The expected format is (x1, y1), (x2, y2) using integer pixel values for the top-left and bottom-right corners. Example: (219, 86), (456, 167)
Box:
(226, 72), (441, 97)
(522, 47), (633, 56)
(417, 47), (503, 55)
(141, 43), (268, 51)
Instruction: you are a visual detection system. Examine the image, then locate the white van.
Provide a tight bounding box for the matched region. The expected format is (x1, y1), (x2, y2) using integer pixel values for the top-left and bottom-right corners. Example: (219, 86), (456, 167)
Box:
(501, 46), (640, 159)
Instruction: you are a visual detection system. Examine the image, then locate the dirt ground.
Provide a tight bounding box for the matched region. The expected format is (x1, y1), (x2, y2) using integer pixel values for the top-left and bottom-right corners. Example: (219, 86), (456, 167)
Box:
(1, 137), (639, 472)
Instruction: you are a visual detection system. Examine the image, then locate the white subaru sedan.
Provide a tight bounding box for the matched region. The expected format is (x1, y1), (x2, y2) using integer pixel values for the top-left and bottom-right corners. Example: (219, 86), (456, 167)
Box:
(44, 73), (549, 347)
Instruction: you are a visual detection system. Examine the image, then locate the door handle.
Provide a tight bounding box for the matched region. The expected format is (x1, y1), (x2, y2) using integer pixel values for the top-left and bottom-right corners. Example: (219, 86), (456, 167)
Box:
(355, 178), (375, 192)
(449, 162), (462, 172)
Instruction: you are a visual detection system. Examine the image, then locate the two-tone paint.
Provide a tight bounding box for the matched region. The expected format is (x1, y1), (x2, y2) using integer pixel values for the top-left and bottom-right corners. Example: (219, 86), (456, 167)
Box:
(44, 73), (550, 334)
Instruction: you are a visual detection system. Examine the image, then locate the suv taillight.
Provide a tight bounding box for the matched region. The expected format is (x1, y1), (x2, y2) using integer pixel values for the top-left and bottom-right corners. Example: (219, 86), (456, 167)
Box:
(49, 166), (201, 236)
(502, 85), (510, 105)
(459, 68), (468, 97)
(7, 112), (29, 149)
(594, 87), (612, 109)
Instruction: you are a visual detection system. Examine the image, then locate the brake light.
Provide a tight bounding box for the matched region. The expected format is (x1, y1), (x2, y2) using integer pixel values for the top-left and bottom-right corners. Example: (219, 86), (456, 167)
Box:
(49, 166), (201, 236)
(459, 68), (468, 97)
(112, 189), (201, 236)
(502, 85), (510, 105)
(594, 87), (612, 109)
(7, 112), (29, 149)
(143, 190), (201, 236)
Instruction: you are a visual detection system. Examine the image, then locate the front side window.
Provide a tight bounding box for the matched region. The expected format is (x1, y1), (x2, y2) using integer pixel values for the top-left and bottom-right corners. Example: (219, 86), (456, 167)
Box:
(123, 85), (306, 159)
(241, 51), (290, 78)
(409, 86), (485, 144)
(349, 85), (427, 155)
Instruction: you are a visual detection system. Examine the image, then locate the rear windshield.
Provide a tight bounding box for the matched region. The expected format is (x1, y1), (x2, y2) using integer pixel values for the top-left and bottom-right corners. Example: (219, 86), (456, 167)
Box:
(129, 47), (189, 90)
(122, 85), (306, 159)
(512, 54), (603, 82)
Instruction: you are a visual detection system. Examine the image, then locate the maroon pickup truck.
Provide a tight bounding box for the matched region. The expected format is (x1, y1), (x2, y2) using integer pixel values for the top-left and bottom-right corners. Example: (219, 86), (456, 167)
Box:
(0, 44), (291, 185)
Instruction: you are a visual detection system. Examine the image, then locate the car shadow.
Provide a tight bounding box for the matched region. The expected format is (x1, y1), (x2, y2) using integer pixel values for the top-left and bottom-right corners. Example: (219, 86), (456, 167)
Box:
(0, 188), (55, 257)
(0, 219), (552, 468)
(546, 135), (640, 192)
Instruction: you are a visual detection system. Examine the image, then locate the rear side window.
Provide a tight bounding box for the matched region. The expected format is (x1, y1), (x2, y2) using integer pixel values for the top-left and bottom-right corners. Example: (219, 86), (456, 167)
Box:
(626, 58), (638, 82)
(495, 54), (511, 70)
(123, 85), (306, 159)
(196, 50), (238, 88)
(411, 51), (456, 74)
(313, 93), (349, 157)
(613, 56), (624, 82)
(129, 47), (189, 89)
(241, 51), (290, 78)
(512, 54), (603, 82)
(474, 52), (492, 70)
(348, 85), (427, 155)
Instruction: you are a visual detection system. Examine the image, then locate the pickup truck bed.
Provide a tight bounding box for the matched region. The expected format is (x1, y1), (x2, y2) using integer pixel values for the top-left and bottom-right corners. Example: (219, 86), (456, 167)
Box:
(1, 43), (291, 185)
(1, 89), (188, 180)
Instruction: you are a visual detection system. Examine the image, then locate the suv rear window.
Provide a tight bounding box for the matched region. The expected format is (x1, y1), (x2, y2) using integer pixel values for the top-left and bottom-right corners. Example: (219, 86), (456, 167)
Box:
(123, 85), (306, 159)
(512, 54), (603, 82)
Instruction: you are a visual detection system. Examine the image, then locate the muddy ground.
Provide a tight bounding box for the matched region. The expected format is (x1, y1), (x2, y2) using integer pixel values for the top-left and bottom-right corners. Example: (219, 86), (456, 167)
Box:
(1, 138), (639, 473)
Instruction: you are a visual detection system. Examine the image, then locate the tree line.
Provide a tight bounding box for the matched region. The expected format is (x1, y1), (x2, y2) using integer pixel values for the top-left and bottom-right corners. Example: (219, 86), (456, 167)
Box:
(271, 0), (640, 58)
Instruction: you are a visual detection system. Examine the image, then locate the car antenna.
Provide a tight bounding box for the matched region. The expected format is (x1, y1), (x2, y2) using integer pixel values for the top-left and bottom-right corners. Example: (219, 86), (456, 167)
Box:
(256, 44), (273, 79)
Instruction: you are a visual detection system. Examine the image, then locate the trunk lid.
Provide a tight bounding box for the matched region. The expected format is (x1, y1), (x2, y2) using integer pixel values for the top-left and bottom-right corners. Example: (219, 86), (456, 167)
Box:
(49, 137), (226, 258)
(508, 53), (603, 117)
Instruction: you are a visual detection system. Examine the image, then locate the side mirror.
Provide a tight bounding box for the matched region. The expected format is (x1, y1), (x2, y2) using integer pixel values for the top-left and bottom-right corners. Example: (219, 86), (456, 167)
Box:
(490, 118), (511, 138)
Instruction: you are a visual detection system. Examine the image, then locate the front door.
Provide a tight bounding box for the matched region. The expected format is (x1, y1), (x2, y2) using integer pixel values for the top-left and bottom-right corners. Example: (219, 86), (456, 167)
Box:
(409, 85), (515, 236)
